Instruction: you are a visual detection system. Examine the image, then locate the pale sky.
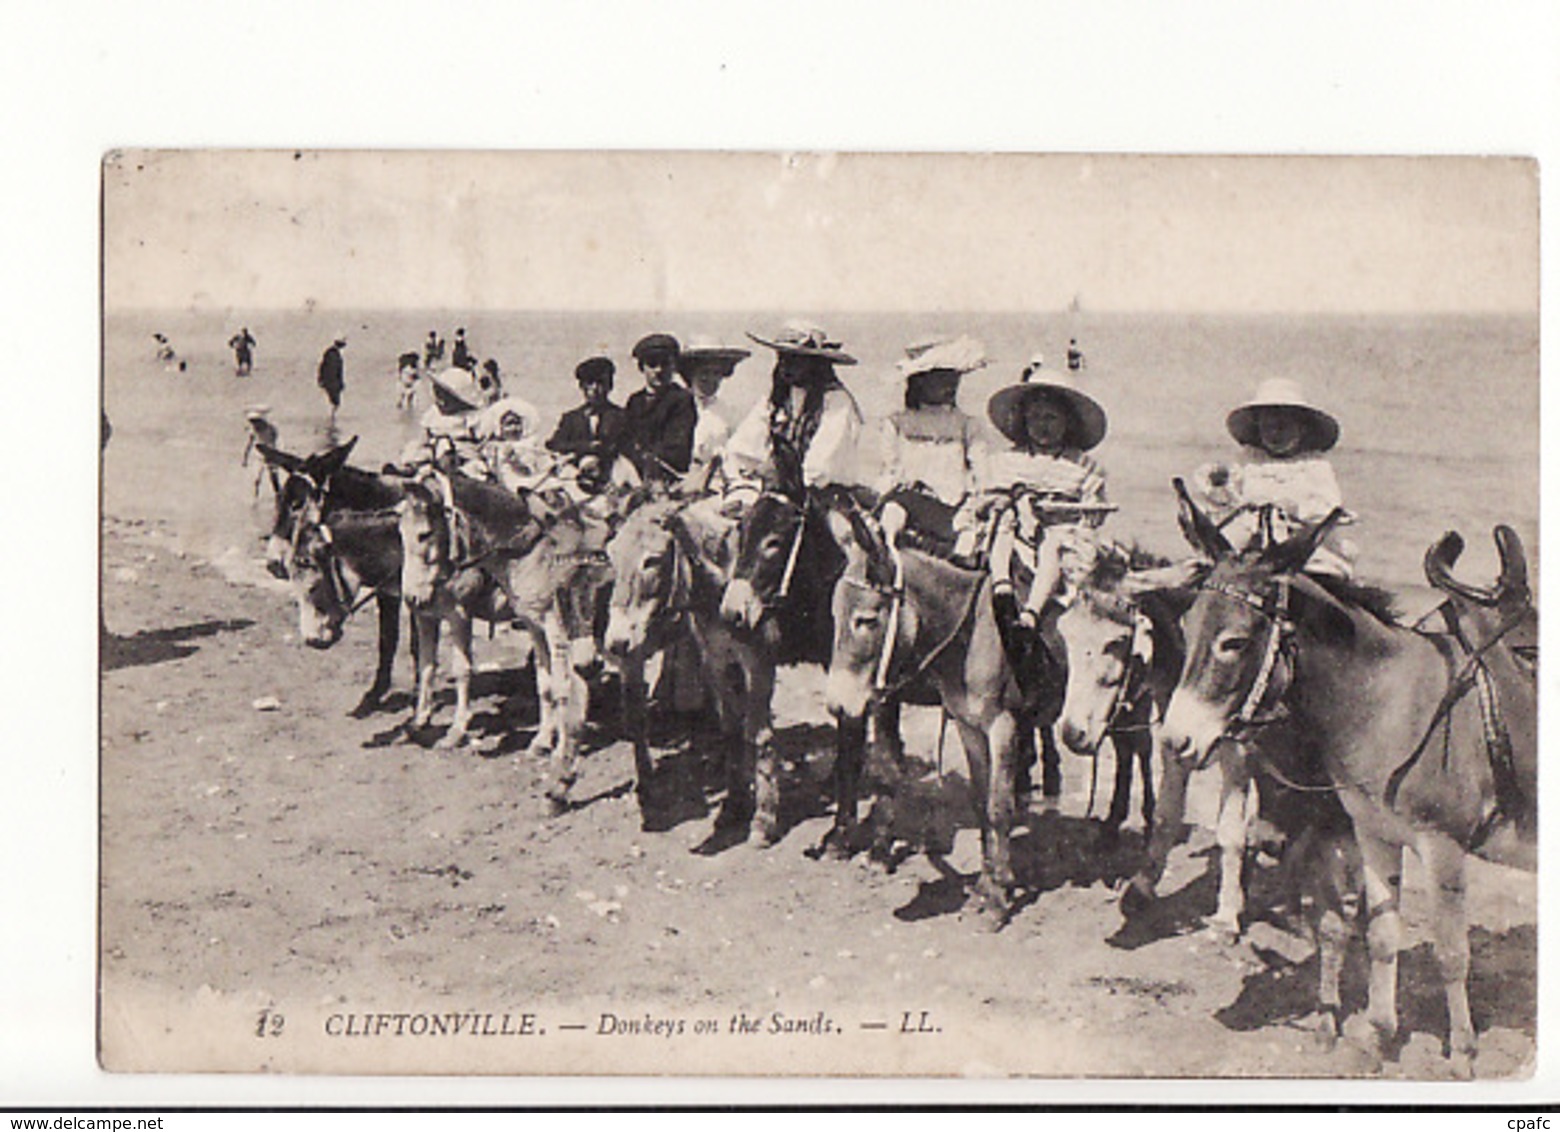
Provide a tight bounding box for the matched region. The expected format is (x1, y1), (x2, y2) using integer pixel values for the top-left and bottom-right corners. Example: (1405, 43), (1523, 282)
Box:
(104, 151), (1537, 314)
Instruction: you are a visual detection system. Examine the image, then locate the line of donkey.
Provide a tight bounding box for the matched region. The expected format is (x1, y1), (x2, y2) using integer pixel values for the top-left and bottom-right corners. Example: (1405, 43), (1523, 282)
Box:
(261, 439), (1535, 1076)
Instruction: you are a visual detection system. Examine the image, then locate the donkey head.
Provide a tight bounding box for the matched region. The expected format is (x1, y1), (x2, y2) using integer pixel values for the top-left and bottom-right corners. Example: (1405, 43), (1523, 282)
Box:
(603, 499), (690, 661)
(260, 437), (358, 578)
(397, 476), (454, 609)
(822, 502), (899, 720)
(1160, 485), (1351, 761)
(286, 493), (351, 648)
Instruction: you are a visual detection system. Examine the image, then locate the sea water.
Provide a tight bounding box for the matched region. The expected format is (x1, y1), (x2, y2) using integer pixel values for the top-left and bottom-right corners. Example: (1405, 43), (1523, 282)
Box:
(102, 308), (1538, 604)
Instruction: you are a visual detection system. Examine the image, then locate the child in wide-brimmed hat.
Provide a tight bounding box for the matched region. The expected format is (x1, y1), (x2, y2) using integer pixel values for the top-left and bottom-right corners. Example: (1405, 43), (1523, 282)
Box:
(964, 357), (1111, 654)
(1193, 377), (1355, 577)
(394, 367), (490, 475)
(723, 320), (863, 495)
(876, 334), (989, 557)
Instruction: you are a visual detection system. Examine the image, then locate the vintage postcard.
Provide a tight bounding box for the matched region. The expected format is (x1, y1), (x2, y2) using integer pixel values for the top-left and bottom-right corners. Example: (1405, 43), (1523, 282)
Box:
(99, 151), (1537, 1081)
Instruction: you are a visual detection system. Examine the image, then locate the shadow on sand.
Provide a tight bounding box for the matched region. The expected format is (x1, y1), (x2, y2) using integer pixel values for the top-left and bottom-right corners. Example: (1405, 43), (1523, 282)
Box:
(1215, 923), (1537, 1050)
(101, 618), (256, 672)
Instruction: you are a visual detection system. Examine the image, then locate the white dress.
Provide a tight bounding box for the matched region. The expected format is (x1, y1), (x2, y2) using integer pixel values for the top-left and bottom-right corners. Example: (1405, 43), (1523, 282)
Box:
(724, 383), (863, 488)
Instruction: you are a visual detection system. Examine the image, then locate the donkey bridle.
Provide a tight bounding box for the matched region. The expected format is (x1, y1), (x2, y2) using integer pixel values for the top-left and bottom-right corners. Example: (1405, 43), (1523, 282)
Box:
(1199, 571), (1527, 819)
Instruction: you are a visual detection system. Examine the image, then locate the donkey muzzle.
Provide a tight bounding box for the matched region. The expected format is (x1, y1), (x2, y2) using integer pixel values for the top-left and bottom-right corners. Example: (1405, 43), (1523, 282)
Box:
(720, 579), (762, 630)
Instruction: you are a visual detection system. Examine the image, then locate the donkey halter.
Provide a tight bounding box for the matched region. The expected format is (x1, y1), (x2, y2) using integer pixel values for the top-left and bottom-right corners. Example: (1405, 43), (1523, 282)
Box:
(1199, 574), (1295, 739)
(289, 494), (372, 619)
(1080, 590), (1156, 734)
(742, 490), (808, 608)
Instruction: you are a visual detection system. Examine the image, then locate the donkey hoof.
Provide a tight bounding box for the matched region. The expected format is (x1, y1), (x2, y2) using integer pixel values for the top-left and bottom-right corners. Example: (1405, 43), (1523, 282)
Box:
(1446, 1049), (1474, 1080)
(1204, 916), (1242, 946)
(714, 796), (753, 832)
(971, 888), (1012, 932)
(1309, 1011), (1341, 1053)
(1119, 877), (1156, 920)
(436, 731), (470, 751)
(1339, 1016), (1391, 1070)
(349, 694), (385, 719)
(522, 738), (554, 761)
(542, 792), (571, 818)
(820, 827), (854, 861)
(747, 819), (781, 849)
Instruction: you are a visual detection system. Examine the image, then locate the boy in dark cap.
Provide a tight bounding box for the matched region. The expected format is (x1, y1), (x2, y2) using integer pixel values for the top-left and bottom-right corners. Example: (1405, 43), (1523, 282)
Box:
(546, 355), (628, 493)
(622, 332), (697, 485)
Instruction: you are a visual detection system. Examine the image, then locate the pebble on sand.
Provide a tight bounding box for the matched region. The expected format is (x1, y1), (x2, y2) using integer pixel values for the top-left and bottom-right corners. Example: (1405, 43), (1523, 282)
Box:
(252, 696), (281, 711)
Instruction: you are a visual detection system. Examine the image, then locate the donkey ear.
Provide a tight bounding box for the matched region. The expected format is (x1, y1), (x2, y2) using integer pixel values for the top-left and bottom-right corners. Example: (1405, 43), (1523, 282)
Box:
(1173, 477), (1232, 560)
(1120, 556), (1207, 597)
(824, 507), (864, 560)
(257, 443), (304, 474)
(1263, 507), (1347, 575)
(318, 436), (359, 477)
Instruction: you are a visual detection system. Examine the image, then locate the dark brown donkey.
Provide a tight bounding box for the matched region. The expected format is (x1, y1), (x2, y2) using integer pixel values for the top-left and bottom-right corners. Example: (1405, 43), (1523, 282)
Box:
(262, 439), (508, 717)
(1160, 482), (1535, 1075)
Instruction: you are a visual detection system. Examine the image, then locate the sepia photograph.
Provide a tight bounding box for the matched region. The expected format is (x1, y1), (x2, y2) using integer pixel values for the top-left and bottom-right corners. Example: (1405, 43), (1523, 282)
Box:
(97, 150), (1538, 1082)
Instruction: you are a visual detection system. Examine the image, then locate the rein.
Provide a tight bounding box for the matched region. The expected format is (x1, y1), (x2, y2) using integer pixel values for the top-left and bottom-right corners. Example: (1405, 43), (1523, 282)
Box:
(1201, 571), (1530, 808)
(843, 559), (986, 699)
(737, 491), (809, 610)
(1383, 603), (1532, 814)
(1078, 590), (1158, 737)
(288, 505), (367, 620)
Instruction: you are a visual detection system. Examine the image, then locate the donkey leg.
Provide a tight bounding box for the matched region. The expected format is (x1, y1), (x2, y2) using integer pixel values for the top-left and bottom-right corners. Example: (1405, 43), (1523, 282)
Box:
(870, 697), (905, 769)
(1105, 734), (1136, 832)
(1039, 722), (1062, 804)
(410, 611), (441, 733)
(1420, 831), (1476, 1076)
(521, 625), (557, 761)
(436, 611), (474, 748)
(1208, 739), (1252, 941)
(619, 655), (655, 815)
(351, 593), (400, 717)
(1309, 832), (1359, 1051)
(746, 665), (781, 847)
(986, 711), (1019, 893)
(541, 615), (581, 815)
(1122, 745), (1193, 919)
(714, 657), (757, 830)
(1352, 834), (1404, 1062)
(957, 714), (1014, 926)
(1138, 737), (1157, 834)
(824, 710), (868, 858)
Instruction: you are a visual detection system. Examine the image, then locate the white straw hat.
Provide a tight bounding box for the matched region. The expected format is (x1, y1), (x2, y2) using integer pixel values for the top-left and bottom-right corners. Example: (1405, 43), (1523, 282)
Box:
(986, 364), (1107, 451)
(1226, 378), (1339, 453)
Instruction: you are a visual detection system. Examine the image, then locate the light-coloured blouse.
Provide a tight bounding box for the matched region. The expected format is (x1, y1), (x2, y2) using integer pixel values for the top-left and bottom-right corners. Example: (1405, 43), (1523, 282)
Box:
(876, 405), (985, 504)
(724, 383), (864, 488)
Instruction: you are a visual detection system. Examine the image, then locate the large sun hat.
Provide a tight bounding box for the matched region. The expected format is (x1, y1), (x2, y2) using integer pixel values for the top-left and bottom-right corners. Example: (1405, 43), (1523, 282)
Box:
(429, 366), (484, 414)
(746, 320), (857, 366)
(895, 334), (988, 381)
(1226, 378), (1340, 454)
(987, 363), (1107, 451)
